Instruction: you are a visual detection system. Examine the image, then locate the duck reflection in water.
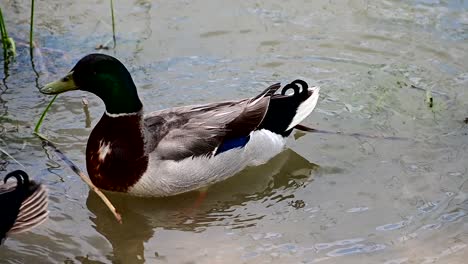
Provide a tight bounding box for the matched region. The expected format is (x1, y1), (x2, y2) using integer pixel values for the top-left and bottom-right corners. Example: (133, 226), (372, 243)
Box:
(85, 149), (318, 263)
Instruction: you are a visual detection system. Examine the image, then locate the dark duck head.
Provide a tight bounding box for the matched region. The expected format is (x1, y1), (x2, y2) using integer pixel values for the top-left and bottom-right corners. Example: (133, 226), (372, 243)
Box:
(41, 54), (149, 192)
(40, 53), (143, 115)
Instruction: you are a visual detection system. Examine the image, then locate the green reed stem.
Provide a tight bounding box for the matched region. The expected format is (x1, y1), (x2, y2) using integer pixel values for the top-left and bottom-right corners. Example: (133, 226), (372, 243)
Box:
(0, 8), (7, 41)
(29, 0), (35, 54)
(0, 7), (15, 62)
(0, 7), (7, 61)
(34, 94), (58, 133)
(110, 0), (116, 47)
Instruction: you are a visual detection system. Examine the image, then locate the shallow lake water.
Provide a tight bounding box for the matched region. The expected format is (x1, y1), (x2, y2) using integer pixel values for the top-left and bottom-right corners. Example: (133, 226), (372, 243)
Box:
(1, 0), (467, 263)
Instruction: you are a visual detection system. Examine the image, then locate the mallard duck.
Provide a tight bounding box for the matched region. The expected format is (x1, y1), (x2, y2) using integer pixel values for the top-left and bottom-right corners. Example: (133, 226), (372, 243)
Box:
(0, 170), (48, 244)
(40, 54), (320, 197)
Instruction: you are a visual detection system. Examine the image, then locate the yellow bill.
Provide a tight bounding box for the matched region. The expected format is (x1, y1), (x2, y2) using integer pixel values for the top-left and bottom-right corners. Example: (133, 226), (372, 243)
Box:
(40, 72), (77, 94)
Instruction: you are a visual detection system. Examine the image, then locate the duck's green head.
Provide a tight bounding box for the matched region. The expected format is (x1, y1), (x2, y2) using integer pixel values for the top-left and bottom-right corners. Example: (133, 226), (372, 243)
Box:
(40, 54), (142, 114)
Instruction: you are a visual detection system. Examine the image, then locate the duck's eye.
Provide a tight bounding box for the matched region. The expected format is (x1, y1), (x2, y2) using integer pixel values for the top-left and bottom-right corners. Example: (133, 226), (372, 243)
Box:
(62, 76), (70, 82)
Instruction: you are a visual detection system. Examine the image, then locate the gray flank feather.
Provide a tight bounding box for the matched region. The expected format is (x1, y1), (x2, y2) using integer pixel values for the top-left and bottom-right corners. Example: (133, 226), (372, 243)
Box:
(143, 83), (281, 161)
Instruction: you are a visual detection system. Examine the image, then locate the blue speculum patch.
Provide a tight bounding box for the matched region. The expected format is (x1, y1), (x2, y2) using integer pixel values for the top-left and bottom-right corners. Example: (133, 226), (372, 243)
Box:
(215, 135), (251, 155)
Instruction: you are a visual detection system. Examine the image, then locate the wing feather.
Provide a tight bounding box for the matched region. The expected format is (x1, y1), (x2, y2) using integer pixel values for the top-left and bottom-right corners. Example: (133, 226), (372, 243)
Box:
(144, 83), (280, 160)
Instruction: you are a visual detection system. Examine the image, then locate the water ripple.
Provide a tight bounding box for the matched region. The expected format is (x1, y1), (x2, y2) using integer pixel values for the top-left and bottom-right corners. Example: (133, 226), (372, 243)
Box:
(438, 209), (467, 222)
(326, 243), (386, 257)
(315, 238), (365, 252)
(376, 218), (412, 231)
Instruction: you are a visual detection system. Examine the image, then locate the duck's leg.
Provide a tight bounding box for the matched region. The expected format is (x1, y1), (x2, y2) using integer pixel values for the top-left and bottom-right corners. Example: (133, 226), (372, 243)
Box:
(184, 187), (209, 216)
(191, 187), (209, 210)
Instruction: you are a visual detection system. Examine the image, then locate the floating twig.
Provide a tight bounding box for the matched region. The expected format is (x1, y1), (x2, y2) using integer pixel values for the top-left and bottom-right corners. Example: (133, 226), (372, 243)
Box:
(82, 96), (92, 128)
(34, 132), (122, 223)
(410, 84), (449, 100)
(95, 38), (113, 50)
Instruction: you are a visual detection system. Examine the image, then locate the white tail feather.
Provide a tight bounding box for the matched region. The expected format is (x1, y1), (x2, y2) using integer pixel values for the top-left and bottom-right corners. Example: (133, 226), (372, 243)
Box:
(286, 86), (320, 130)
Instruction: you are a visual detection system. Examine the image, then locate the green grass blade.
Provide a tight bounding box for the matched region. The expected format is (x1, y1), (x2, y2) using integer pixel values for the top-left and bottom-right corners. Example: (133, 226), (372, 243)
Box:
(110, 0), (116, 47)
(0, 7), (14, 62)
(30, 0), (35, 53)
(34, 94), (58, 133)
(0, 9), (7, 62)
(0, 8), (7, 40)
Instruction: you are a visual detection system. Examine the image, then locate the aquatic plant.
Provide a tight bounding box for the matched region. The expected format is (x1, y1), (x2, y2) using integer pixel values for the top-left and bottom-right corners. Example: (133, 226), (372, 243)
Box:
(34, 94), (57, 133)
(29, 0), (35, 53)
(426, 90), (433, 108)
(36, 0), (116, 132)
(95, 0), (116, 49)
(32, 0), (120, 220)
(0, 7), (16, 63)
(111, 0), (116, 47)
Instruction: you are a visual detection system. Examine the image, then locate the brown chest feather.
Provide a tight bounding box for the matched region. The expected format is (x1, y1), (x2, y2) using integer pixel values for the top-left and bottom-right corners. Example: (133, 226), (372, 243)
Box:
(86, 114), (148, 192)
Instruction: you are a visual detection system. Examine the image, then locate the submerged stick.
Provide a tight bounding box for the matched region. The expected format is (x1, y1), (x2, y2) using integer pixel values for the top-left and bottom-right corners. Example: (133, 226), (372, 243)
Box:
(294, 124), (409, 141)
(34, 96), (121, 222)
(0, 146), (26, 169)
(410, 84), (449, 100)
(34, 132), (122, 223)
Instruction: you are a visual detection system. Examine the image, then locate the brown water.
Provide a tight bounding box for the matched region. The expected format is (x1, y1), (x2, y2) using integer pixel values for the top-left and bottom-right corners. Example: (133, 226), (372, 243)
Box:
(1, 0), (467, 263)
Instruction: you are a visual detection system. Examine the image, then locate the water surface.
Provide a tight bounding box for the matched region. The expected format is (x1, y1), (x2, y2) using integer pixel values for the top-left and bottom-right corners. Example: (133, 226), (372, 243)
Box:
(0, 0), (467, 263)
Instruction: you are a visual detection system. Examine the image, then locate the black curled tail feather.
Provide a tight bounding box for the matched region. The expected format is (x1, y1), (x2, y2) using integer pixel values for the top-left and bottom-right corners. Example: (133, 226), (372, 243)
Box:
(4, 170), (30, 186)
(258, 79), (316, 137)
(281, 79), (309, 97)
